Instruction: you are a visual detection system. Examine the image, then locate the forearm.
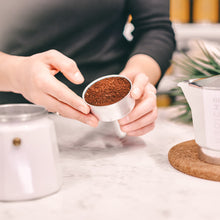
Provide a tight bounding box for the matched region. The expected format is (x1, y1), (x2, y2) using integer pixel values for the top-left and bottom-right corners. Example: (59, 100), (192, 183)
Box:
(127, 0), (176, 78)
(120, 54), (161, 85)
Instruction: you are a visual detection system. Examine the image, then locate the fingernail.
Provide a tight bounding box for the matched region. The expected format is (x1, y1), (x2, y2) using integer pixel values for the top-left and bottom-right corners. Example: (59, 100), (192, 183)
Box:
(74, 71), (84, 83)
(132, 87), (141, 98)
(86, 120), (94, 126)
(149, 91), (156, 96)
(86, 119), (98, 127)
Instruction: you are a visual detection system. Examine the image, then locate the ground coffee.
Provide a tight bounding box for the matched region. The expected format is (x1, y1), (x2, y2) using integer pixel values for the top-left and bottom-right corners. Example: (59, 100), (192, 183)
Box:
(84, 77), (131, 106)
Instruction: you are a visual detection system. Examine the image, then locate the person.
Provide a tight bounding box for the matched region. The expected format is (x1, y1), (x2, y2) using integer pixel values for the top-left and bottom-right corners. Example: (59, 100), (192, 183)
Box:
(0, 0), (175, 136)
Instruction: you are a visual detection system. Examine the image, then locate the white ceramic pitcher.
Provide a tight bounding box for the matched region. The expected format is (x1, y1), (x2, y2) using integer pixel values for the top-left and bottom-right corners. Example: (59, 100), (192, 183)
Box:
(178, 75), (220, 164)
(0, 104), (62, 201)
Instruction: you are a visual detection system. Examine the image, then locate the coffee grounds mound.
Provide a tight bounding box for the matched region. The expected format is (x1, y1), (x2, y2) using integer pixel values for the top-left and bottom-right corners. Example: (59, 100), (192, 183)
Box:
(84, 77), (131, 106)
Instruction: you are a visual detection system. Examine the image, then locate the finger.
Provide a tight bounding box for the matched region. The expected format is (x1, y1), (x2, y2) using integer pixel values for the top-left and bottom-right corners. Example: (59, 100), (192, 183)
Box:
(119, 91), (156, 125)
(146, 83), (157, 95)
(126, 122), (155, 136)
(37, 72), (90, 114)
(35, 92), (99, 127)
(43, 49), (84, 84)
(120, 107), (157, 133)
(130, 73), (148, 99)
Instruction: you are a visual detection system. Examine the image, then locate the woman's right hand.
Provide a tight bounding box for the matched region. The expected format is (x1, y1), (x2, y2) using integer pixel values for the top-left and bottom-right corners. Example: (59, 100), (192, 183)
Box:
(0, 50), (99, 127)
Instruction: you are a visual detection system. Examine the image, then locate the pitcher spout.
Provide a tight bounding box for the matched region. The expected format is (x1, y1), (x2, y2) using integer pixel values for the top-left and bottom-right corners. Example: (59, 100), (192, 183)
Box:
(178, 80), (199, 109)
(178, 80), (194, 108)
(178, 81), (188, 90)
(178, 81), (189, 98)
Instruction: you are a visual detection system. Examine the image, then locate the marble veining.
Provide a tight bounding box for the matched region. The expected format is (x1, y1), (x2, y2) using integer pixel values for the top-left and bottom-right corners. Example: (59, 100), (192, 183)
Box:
(1, 107), (220, 220)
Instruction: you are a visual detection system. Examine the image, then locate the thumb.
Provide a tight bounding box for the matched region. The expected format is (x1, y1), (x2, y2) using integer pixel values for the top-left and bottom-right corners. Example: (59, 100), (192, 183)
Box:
(130, 73), (149, 99)
(43, 49), (84, 84)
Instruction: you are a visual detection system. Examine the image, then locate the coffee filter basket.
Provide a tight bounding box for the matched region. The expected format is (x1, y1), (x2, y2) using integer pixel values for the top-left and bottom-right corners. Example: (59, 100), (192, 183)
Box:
(82, 75), (135, 138)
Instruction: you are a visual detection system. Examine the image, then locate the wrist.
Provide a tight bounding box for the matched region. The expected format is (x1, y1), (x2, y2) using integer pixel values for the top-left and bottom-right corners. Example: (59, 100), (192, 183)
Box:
(0, 52), (25, 92)
(121, 54), (161, 85)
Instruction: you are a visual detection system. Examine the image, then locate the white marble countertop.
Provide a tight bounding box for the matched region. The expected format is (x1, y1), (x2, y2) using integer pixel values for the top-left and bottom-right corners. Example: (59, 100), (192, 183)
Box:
(1, 107), (220, 220)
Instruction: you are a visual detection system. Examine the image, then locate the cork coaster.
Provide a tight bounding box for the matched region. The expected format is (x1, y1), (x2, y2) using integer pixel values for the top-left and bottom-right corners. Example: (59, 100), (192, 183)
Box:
(168, 140), (220, 181)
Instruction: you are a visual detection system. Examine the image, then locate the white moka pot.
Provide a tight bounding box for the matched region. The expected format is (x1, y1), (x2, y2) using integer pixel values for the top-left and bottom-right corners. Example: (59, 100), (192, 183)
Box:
(0, 104), (62, 201)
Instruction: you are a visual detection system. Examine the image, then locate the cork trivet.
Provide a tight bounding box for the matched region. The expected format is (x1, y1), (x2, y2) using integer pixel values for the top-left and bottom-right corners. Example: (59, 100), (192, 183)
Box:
(168, 140), (220, 181)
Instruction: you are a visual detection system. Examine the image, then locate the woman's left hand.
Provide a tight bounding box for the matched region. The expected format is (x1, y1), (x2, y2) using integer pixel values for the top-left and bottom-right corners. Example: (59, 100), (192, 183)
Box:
(118, 72), (157, 136)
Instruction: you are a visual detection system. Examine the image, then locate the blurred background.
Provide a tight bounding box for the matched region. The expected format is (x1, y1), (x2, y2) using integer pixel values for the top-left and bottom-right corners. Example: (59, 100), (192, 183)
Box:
(159, 0), (220, 108)
(124, 0), (220, 109)
(1, 1), (219, 110)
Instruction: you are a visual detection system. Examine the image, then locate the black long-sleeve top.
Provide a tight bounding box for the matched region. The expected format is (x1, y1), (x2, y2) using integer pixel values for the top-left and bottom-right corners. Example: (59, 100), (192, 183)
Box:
(0, 0), (175, 103)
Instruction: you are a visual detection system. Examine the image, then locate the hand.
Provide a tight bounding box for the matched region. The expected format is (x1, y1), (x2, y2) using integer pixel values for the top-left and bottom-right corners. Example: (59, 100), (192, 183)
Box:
(118, 73), (157, 136)
(8, 50), (99, 127)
